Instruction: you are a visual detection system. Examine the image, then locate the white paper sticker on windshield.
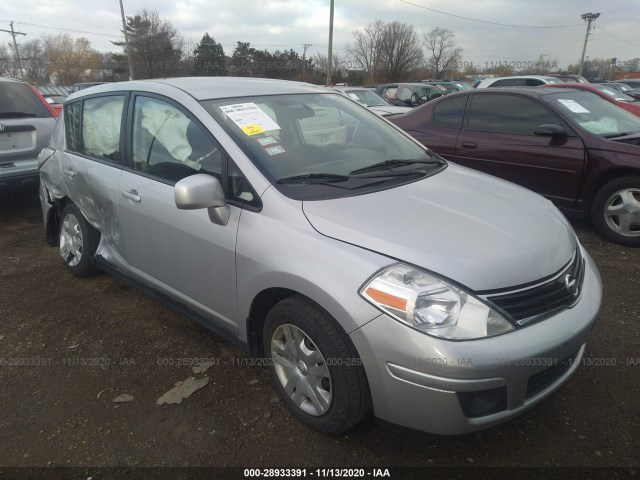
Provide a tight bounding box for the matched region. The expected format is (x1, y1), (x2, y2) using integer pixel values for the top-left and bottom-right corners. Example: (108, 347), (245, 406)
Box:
(219, 103), (281, 136)
(347, 93), (359, 100)
(601, 89), (616, 97)
(557, 99), (590, 113)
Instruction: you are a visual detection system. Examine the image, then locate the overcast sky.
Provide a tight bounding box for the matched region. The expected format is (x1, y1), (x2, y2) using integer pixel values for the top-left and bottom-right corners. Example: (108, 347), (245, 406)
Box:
(1, 0), (638, 70)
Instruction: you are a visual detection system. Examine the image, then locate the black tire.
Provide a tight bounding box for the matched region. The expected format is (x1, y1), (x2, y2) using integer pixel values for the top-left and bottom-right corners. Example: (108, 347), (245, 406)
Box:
(591, 176), (640, 247)
(263, 296), (371, 434)
(59, 203), (100, 277)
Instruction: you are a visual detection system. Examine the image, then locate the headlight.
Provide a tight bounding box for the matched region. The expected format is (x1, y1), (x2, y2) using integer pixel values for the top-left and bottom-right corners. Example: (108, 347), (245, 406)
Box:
(360, 264), (515, 339)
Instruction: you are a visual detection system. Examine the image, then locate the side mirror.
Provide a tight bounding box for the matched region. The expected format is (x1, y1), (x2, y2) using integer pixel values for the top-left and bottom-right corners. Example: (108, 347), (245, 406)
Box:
(174, 174), (230, 225)
(418, 95), (429, 105)
(535, 124), (567, 137)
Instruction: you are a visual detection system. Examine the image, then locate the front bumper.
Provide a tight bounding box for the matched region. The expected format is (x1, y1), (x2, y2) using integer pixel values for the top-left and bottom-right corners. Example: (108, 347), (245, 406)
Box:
(350, 247), (601, 435)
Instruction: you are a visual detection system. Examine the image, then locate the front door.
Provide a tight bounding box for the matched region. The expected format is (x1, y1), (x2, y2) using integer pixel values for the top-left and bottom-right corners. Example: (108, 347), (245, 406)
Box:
(454, 93), (586, 210)
(118, 94), (240, 332)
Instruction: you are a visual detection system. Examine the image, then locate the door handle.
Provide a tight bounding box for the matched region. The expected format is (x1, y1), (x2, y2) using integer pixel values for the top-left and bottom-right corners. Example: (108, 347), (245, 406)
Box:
(121, 189), (141, 203)
(63, 168), (75, 178)
(461, 142), (478, 149)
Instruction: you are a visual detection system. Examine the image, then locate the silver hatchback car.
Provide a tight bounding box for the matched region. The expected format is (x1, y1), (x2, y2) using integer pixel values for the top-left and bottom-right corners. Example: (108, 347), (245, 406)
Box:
(39, 77), (601, 435)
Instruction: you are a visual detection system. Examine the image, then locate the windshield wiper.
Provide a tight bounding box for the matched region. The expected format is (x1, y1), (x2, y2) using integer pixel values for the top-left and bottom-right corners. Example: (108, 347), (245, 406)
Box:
(349, 158), (443, 175)
(604, 131), (640, 140)
(277, 173), (352, 184)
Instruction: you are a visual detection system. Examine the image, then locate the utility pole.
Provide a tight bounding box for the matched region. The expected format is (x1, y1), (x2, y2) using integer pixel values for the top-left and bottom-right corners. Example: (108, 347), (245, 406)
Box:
(0, 22), (27, 79)
(302, 43), (311, 81)
(326, 0), (334, 85)
(118, 0), (135, 80)
(578, 12), (600, 76)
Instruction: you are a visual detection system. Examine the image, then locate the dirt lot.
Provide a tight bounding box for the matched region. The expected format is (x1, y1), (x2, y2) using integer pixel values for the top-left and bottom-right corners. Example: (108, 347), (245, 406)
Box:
(0, 192), (638, 477)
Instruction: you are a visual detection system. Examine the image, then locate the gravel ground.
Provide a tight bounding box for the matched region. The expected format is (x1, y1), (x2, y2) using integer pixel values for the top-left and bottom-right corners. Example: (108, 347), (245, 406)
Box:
(0, 193), (638, 478)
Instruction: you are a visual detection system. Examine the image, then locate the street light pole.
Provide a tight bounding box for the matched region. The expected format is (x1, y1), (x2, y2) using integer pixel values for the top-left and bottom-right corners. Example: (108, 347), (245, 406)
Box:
(578, 12), (600, 76)
(326, 0), (334, 85)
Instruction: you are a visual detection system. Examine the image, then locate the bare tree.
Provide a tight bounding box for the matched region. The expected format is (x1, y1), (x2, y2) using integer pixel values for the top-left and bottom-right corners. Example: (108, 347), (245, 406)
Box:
(423, 27), (462, 79)
(347, 20), (423, 82)
(0, 44), (13, 77)
(21, 38), (50, 85)
(47, 34), (101, 84)
(346, 19), (384, 81)
(379, 21), (424, 82)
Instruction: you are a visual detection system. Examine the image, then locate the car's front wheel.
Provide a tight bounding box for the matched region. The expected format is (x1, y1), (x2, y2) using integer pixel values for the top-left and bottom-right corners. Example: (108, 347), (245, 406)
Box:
(59, 203), (99, 276)
(263, 296), (371, 434)
(591, 176), (640, 247)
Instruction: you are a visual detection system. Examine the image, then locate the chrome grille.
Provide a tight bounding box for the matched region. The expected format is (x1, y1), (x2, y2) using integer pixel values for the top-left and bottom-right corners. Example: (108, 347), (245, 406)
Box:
(485, 249), (585, 326)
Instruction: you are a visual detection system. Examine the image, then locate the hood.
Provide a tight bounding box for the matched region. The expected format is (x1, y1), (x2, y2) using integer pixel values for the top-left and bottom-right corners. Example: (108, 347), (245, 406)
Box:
(303, 164), (576, 292)
(369, 105), (413, 116)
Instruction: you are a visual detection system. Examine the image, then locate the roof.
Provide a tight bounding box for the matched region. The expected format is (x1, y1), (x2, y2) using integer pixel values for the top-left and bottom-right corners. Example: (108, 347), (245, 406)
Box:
(76, 77), (331, 101)
(452, 87), (582, 97)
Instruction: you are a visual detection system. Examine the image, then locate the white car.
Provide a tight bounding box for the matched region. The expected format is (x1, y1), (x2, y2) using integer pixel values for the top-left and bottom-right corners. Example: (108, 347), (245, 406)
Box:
(476, 75), (562, 88)
(333, 87), (412, 116)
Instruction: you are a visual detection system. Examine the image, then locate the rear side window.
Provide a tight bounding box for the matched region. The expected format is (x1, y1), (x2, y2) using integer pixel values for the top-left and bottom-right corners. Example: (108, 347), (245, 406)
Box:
(0, 81), (51, 119)
(82, 96), (125, 162)
(466, 94), (561, 135)
(433, 96), (467, 128)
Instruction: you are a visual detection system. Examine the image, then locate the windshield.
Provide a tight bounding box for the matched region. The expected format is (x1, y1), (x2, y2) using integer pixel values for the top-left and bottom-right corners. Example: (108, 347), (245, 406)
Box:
(593, 85), (636, 102)
(343, 89), (388, 107)
(201, 93), (443, 200)
(542, 90), (640, 137)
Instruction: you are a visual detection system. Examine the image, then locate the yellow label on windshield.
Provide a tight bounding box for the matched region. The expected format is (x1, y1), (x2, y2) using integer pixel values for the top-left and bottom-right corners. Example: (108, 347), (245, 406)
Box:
(241, 124), (264, 136)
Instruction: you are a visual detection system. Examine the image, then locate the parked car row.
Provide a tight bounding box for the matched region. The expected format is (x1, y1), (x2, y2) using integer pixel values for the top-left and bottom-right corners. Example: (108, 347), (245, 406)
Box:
(36, 77), (602, 437)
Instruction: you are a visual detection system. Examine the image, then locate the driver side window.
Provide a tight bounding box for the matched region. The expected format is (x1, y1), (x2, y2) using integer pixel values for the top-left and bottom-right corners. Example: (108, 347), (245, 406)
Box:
(131, 96), (222, 183)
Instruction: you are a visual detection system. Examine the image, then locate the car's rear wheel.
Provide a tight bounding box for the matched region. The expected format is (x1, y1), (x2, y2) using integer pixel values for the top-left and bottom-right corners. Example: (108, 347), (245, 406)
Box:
(263, 296), (371, 434)
(59, 203), (99, 276)
(591, 176), (640, 247)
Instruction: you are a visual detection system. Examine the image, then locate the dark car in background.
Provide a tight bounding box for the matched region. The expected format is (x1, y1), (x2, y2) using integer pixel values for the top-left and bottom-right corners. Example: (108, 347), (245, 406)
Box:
(420, 80), (474, 93)
(0, 78), (58, 192)
(389, 87), (640, 246)
(617, 79), (640, 90)
(375, 83), (445, 108)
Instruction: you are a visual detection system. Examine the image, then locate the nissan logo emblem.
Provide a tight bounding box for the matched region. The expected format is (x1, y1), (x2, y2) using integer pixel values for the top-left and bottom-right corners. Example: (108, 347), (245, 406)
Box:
(565, 273), (578, 296)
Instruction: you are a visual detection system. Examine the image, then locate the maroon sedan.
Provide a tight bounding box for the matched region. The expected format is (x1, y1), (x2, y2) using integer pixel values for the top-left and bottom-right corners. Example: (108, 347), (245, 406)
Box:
(389, 87), (640, 246)
(541, 82), (640, 117)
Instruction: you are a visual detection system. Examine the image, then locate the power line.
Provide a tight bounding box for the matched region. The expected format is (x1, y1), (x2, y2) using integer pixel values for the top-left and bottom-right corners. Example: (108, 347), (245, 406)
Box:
(13, 20), (122, 38)
(596, 26), (640, 48)
(397, 0), (583, 28)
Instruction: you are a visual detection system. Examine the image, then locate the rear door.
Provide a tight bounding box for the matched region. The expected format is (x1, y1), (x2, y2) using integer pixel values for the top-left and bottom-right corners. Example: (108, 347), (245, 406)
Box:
(60, 93), (128, 269)
(454, 93), (586, 209)
(401, 95), (467, 160)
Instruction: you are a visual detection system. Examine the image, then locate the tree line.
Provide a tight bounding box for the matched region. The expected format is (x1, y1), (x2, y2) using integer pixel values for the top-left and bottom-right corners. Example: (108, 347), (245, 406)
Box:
(1, 10), (638, 86)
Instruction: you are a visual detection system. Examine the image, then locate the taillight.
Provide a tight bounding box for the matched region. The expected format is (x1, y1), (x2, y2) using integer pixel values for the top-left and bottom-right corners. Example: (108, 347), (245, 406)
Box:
(28, 84), (59, 118)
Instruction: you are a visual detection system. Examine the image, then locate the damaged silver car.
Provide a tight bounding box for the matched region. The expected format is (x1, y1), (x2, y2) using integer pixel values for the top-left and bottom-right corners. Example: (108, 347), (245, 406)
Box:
(39, 77), (601, 435)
